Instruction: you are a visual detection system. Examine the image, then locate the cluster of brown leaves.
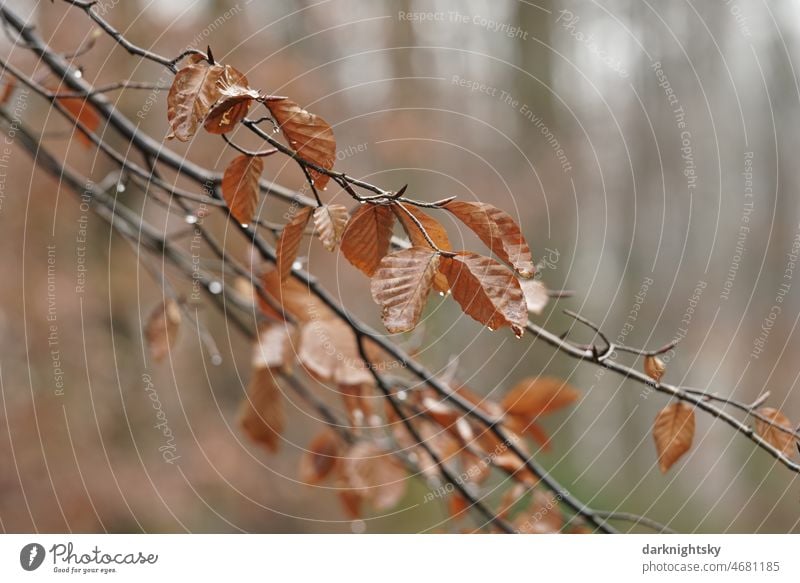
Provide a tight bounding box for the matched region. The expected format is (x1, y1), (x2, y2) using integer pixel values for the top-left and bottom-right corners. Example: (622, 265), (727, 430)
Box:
(157, 51), (593, 521)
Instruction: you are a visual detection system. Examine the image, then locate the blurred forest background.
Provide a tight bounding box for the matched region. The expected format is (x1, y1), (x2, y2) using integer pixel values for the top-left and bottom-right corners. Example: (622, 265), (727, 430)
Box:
(1, 0), (799, 533)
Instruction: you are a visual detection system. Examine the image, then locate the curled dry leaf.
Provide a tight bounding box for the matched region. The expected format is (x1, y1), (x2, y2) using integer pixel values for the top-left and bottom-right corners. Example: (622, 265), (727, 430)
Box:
(204, 71), (260, 134)
(644, 355), (666, 383)
(441, 200), (535, 278)
(370, 247), (440, 333)
(238, 367), (285, 453)
(299, 430), (342, 485)
(57, 97), (101, 149)
(298, 318), (373, 386)
(755, 407), (795, 457)
(520, 278), (549, 315)
(144, 298), (181, 363)
(276, 207), (313, 281)
(266, 98), (336, 190)
(341, 203), (395, 276)
(340, 442), (407, 512)
(439, 252), (527, 336)
(653, 401), (695, 473)
(167, 58), (227, 141)
(500, 376), (580, 450)
(221, 154), (263, 226)
(313, 204), (349, 251)
(393, 202), (451, 293)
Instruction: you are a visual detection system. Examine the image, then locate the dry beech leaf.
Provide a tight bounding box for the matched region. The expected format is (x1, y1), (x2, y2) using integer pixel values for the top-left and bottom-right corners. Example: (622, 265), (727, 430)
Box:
(252, 323), (295, 371)
(257, 268), (335, 323)
(222, 155), (263, 226)
(441, 200), (535, 278)
(204, 69), (260, 134)
(57, 97), (101, 148)
(501, 377), (579, 450)
(439, 252), (527, 336)
(167, 58), (226, 141)
(501, 377), (580, 418)
(313, 204), (349, 251)
(341, 203), (395, 276)
(653, 401), (695, 473)
(393, 203), (451, 293)
(370, 248), (440, 333)
(341, 442), (407, 512)
(298, 318), (373, 386)
(299, 430), (341, 485)
(276, 207), (313, 282)
(266, 98), (336, 190)
(755, 407), (795, 456)
(520, 278), (549, 315)
(144, 298), (181, 363)
(238, 367), (284, 453)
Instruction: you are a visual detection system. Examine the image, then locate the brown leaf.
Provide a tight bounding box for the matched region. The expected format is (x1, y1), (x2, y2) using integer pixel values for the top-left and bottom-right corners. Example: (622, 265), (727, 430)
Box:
(298, 318), (373, 386)
(520, 278), (549, 315)
(266, 98), (336, 190)
(448, 491), (470, 519)
(341, 203), (396, 276)
(439, 252), (527, 336)
(167, 59), (226, 141)
(370, 248), (440, 333)
(252, 323), (295, 371)
(755, 407), (795, 456)
(653, 402), (695, 473)
(299, 430), (342, 485)
(313, 204), (349, 251)
(221, 154), (263, 226)
(339, 383), (375, 427)
(203, 67), (259, 134)
(238, 367), (284, 453)
(644, 355), (666, 383)
(276, 207), (313, 281)
(441, 200), (535, 278)
(501, 377), (580, 418)
(57, 97), (101, 148)
(393, 202), (451, 293)
(144, 299), (181, 363)
(341, 442), (406, 511)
